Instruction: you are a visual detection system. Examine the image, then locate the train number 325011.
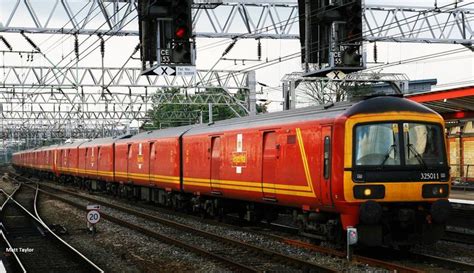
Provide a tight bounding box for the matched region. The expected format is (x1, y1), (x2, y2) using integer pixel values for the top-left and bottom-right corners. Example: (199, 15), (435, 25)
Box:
(420, 172), (439, 180)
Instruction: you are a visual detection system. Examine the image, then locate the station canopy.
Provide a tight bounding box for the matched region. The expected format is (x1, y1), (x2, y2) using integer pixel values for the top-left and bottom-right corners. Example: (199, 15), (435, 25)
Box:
(406, 86), (474, 122)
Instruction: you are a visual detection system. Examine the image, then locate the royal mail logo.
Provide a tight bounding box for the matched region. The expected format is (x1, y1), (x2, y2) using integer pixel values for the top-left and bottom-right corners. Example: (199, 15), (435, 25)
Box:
(232, 151), (247, 167)
(137, 154), (144, 163)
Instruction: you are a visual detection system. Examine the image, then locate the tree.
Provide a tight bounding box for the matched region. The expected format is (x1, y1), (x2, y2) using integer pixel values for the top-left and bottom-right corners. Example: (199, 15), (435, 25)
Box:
(301, 80), (347, 105)
(144, 87), (265, 130)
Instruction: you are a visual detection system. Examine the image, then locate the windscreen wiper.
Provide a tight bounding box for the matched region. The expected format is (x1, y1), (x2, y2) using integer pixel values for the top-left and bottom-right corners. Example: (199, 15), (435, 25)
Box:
(380, 144), (396, 167)
(407, 144), (427, 168)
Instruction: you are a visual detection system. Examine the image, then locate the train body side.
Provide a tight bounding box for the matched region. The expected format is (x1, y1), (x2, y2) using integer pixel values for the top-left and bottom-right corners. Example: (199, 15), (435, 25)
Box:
(182, 117), (343, 211)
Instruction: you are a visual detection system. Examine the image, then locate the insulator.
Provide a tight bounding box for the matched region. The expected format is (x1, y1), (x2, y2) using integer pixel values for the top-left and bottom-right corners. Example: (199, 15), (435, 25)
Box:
(373, 42), (378, 63)
(0, 35), (13, 51)
(257, 39), (261, 60)
(74, 34), (79, 59)
(222, 39), (237, 57)
(99, 35), (105, 58)
(20, 31), (41, 52)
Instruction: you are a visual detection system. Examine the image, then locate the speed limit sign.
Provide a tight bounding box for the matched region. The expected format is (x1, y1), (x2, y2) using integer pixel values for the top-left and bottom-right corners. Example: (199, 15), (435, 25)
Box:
(87, 210), (101, 224)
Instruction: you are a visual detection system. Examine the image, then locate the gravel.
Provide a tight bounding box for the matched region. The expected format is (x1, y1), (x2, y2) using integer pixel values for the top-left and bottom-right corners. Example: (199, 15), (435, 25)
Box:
(41, 182), (386, 272)
(412, 240), (474, 265)
(5, 171), (474, 272)
(1, 177), (227, 273)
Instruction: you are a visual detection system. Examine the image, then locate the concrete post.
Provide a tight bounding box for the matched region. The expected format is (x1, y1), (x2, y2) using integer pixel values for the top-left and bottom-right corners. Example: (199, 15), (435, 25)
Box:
(248, 70), (257, 116)
(290, 80), (296, 109)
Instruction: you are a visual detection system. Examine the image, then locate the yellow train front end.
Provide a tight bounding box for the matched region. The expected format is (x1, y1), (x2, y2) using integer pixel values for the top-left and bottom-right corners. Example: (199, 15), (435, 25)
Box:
(342, 97), (451, 247)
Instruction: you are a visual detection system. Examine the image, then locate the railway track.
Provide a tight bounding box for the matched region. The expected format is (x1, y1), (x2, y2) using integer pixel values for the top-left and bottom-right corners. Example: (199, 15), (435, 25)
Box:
(442, 229), (474, 245)
(12, 172), (474, 272)
(21, 182), (337, 273)
(256, 222), (474, 272)
(0, 183), (103, 273)
(14, 175), (421, 273)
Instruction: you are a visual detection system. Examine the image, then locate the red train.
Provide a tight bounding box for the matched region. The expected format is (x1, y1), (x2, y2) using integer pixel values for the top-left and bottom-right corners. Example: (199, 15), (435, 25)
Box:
(12, 96), (451, 247)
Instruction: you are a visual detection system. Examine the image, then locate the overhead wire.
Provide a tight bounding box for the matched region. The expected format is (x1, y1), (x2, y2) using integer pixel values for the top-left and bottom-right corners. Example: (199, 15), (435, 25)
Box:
(236, 1), (473, 74)
(37, 2), (101, 54)
(11, 2), (136, 113)
(15, 1), (474, 108)
(197, 1), (456, 87)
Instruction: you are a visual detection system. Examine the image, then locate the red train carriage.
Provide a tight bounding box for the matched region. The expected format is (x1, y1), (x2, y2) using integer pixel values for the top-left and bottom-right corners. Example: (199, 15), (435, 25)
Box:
(12, 96), (451, 247)
(57, 141), (87, 179)
(113, 127), (190, 199)
(181, 107), (341, 218)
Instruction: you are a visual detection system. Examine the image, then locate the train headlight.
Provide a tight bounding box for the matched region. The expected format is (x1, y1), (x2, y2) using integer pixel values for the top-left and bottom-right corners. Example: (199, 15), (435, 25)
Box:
(422, 184), (449, 198)
(363, 188), (372, 196)
(353, 185), (385, 199)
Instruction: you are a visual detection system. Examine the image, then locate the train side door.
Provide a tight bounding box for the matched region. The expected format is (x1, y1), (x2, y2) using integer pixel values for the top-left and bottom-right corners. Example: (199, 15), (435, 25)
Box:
(262, 131), (277, 200)
(210, 136), (221, 193)
(321, 126), (334, 206)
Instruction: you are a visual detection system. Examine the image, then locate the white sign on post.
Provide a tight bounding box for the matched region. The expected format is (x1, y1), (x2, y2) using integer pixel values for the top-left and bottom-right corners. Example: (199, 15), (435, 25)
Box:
(153, 66), (176, 76)
(87, 210), (101, 224)
(326, 70), (346, 80)
(87, 204), (100, 211)
(151, 66), (196, 76)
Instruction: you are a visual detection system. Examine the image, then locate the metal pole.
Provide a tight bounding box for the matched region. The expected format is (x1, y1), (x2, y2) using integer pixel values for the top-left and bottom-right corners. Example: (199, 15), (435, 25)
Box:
(304, 0), (310, 72)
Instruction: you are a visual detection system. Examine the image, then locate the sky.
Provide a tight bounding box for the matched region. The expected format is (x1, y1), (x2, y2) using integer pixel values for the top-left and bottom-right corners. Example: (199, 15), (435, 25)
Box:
(0, 0), (473, 113)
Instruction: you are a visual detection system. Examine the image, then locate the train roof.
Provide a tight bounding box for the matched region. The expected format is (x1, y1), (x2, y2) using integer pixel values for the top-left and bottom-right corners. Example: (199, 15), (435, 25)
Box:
(13, 96), (440, 154)
(14, 144), (59, 155)
(185, 96), (439, 135)
(343, 96), (437, 117)
(185, 100), (352, 135)
(80, 134), (132, 147)
(116, 125), (195, 142)
(58, 140), (89, 149)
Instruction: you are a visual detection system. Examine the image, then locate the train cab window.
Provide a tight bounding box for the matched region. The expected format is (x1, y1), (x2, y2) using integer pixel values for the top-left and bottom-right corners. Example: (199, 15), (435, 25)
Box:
(403, 123), (445, 166)
(324, 136), (330, 179)
(354, 122), (447, 169)
(355, 123), (400, 166)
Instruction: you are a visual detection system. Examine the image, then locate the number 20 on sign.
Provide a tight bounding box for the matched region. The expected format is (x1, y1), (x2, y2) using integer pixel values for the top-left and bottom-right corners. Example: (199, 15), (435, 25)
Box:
(87, 210), (101, 224)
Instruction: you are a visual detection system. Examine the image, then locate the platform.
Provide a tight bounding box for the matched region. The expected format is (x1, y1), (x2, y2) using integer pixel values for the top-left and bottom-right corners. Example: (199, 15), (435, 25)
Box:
(450, 189), (474, 205)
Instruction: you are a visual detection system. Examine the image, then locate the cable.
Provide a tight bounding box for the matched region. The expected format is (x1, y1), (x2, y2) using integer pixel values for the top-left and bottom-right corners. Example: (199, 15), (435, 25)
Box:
(237, 2), (473, 74)
(199, 1), (470, 54)
(37, 2), (98, 53)
(196, 0), (472, 85)
(18, 1), (474, 110)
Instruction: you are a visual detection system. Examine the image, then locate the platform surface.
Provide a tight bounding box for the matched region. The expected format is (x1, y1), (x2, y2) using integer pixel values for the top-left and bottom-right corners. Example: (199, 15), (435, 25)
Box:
(450, 190), (474, 200)
(450, 189), (474, 205)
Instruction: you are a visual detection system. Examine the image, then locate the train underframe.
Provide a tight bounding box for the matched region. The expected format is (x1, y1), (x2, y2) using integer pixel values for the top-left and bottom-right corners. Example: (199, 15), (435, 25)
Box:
(19, 167), (448, 249)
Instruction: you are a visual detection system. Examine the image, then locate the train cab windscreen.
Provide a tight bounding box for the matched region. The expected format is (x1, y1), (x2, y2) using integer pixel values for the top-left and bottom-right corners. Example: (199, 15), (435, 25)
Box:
(354, 122), (446, 168)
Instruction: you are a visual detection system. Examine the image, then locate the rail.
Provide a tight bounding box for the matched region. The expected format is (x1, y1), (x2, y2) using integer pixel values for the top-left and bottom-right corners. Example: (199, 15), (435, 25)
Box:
(18, 174), (421, 273)
(0, 182), (104, 273)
